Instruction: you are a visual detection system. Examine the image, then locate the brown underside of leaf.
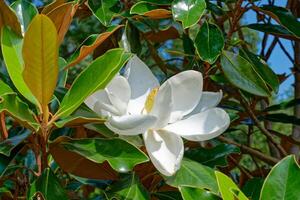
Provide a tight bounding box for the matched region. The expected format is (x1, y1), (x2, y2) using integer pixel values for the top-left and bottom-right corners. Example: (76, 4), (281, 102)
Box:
(145, 27), (179, 43)
(0, 0), (22, 36)
(49, 136), (118, 180)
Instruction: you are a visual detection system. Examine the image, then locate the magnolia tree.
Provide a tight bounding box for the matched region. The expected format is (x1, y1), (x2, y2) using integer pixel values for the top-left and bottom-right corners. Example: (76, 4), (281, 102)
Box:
(0, 0), (300, 199)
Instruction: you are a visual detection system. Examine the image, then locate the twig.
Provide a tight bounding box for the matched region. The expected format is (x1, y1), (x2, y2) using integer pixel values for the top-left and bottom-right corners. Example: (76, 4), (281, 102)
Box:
(240, 98), (288, 157)
(219, 136), (279, 165)
(0, 112), (8, 140)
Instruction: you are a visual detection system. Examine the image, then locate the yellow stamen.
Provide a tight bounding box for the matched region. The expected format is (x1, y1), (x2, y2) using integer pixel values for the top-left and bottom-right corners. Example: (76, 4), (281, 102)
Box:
(144, 87), (159, 113)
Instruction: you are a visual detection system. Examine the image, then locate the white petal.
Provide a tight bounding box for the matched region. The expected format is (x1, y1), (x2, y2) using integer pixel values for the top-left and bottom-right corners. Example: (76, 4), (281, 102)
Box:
(105, 114), (157, 135)
(161, 71), (203, 123)
(187, 91), (223, 117)
(85, 90), (118, 116)
(164, 108), (230, 141)
(106, 76), (131, 115)
(125, 56), (160, 114)
(143, 129), (184, 176)
(150, 82), (172, 128)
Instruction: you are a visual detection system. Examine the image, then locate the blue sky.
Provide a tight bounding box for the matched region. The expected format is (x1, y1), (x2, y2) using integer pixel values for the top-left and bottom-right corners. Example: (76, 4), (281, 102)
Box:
(243, 0), (294, 99)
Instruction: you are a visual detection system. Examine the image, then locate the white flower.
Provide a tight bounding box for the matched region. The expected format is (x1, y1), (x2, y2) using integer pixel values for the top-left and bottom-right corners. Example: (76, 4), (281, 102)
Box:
(85, 56), (230, 176)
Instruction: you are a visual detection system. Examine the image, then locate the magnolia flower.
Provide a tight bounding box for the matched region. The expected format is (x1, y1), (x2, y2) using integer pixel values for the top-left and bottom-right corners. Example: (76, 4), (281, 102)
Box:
(85, 56), (230, 176)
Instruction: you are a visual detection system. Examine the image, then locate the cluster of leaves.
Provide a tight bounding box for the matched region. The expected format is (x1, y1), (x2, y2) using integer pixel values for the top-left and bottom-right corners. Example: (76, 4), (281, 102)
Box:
(0, 0), (300, 199)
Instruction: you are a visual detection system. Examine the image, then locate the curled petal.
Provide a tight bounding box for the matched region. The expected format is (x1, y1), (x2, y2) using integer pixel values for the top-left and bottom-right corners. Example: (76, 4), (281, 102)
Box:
(105, 114), (157, 135)
(143, 129), (184, 176)
(164, 108), (230, 141)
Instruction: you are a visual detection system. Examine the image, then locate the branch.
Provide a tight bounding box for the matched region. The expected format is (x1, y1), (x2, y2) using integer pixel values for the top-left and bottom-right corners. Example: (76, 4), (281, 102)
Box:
(218, 136), (279, 165)
(0, 112), (8, 140)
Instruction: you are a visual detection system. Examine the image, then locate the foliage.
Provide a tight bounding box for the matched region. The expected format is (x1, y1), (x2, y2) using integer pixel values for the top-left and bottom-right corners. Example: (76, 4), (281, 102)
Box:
(0, 0), (299, 199)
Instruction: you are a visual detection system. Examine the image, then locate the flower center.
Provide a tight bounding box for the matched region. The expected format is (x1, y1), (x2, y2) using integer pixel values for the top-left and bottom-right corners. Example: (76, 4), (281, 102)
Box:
(144, 87), (159, 113)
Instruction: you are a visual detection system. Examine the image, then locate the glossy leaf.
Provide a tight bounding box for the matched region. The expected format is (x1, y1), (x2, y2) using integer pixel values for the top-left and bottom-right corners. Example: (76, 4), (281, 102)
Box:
(0, 130), (31, 156)
(0, 80), (14, 96)
(185, 144), (240, 168)
(220, 51), (270, 96)
(240, 49), (279, 92)
(130, 2), (171, 19)
(27, 168), (68, 200)
(60, 137), (149, 172)
(50, 137), (118, 180)
(0, 145), (23, 178)
(1, 26), (37, 104)
(263, 113), (300, 125)
(260, 155), (300, 200)
(11, 0), (38, 35)
(68, 25), (123, 67)
(57, 48), (131, 118)
(264, 98), (300, 112)
(108, 174), (150, 200)
(46, 2), (78, 44)
(172, 0), (206, 28)
(0, 94), (38, 131)
(22, 14), (58, 109)
(195, 21), (224, 64)
(180, 186), (221, 200)
(153, 191), (183, 200)
(87, 0), (119, 26)
(215, 171), (248, 200)
(259, 5), (300, 38)
(247, 23), (300, 41)
(166, 159), (219, 194)
(0, 0), (22, 36)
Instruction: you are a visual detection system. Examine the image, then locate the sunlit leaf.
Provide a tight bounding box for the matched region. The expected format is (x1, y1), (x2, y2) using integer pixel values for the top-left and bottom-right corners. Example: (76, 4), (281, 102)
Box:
(172, 0), (206, 28)
(260, 155), (300, 200)
(22, 14), (58, 109)
(180, 186), (221, 200)
(57, 48), (131, 118)
(220, 51), (270, 96)
(1, 26), (37, 104)
(166, 159), (219, 194)
(60, 137), (149, 172)
(215, 171), (248, 200)
(195, 21), (224, 64)
(130, 2), (171, 19)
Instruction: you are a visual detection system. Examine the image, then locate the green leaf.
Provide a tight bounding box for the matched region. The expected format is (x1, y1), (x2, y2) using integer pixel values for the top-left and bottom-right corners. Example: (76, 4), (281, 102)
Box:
(11, 0), (38, 35)
(56, 48), (131, 118)
(166, 158), (218, 194)
(215, 171), (248, 200)
(0, 80), (14, 96)
(246, 23), (299, 41)
(260, 155), (300, 200)
(185, 144), (240, 168)
(153, 191), (183, 200)
(58, 57), (68, 87)
(264, 98), (300, 112)
(242, 178), (263, 200)
(0, 145), (23, 178)
(259, 5), (300, 38)
(0, 94), (38, 131)
(1, 26), (38, 104)
(108, 173), (150, 200)
(27, 168), (68, 200)
(172, 0), (206, 29)
(239, 49), (279, 92)
(87, 0), (119, 26)
(60, 137), (149, 172)
(180, 186), (221, 200)
(194, 21), (224, 64)
(220, 50), (270, 96)
(0, 130), (31, 156)
(22, 14), (58, 109)
(142, 0), (173, 5)
(263, 113), (300, 125)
